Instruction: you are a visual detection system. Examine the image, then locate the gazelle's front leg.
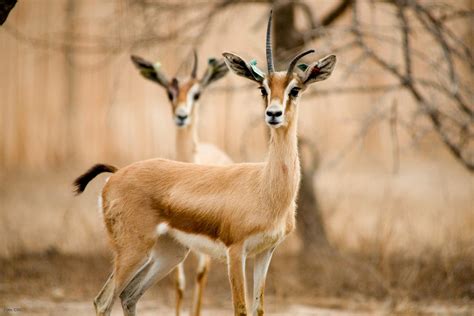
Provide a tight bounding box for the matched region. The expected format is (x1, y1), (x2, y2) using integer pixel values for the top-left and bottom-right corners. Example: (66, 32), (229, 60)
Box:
(175, 263), (185, 316)
(252, 248), (274, 316)
(191, 254), (211, 316)
(227, 244), (248, 316)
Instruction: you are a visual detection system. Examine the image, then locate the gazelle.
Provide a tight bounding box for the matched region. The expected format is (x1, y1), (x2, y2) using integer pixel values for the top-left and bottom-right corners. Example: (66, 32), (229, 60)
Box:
(131, 51), (231, 316)
(74, 11), (336, 316)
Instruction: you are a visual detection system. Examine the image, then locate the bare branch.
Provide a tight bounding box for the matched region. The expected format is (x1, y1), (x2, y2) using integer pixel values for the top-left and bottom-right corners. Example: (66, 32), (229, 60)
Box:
(351, 0), (474, 171)
(321, 0), (354, 27)
(396, 1), (412, 81)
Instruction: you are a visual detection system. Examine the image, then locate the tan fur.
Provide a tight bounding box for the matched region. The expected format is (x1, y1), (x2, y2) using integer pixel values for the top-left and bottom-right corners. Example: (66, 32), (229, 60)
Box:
(267, 75), (292, 102)
(176, 79), (198, 105)
(103, 151), (298, 245)
(227, 244), (248, 316)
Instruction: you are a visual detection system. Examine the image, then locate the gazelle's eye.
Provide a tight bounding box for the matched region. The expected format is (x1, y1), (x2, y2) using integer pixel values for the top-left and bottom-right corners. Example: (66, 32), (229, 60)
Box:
(167, 91), (174, 101)
(193, 92), (200, 101)
(289, 87), (301, 98)
(258, 87), (268, 97)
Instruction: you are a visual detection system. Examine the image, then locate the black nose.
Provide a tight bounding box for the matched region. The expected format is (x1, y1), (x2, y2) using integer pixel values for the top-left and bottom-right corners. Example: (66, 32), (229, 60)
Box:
(177, 114), (188, 120)
(266, 110), (282, 117)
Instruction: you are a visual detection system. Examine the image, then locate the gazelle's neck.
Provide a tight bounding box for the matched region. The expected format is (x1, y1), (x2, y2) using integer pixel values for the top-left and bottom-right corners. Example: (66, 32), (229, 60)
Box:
(175, 111), (198, 163)
(263, 114), (300, 212)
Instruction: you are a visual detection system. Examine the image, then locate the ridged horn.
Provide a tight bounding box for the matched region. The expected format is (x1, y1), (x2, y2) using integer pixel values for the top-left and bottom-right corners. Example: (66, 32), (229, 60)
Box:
(266, 10), (274, 74)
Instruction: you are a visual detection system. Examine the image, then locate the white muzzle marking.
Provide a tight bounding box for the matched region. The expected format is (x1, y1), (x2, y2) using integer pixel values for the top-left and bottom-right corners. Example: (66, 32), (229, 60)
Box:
(265, 103), (284, 127)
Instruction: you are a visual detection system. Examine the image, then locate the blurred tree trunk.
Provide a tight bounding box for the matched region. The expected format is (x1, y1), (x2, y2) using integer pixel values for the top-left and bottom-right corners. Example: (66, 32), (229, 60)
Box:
(65, 0), (76, 162)
(297, 149), (331, 251)
(273, 2), (304, 68)
(273, 4), (332, 254)
(0, 0), (16, 25)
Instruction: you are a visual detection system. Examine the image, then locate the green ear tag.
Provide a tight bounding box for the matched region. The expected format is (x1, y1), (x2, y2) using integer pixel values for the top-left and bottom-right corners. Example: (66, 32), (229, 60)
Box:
(297, 63), (308, 72)
(249, 59), (265, 80)
(296, 64), (309, 71)
(208, 58), (217, 65)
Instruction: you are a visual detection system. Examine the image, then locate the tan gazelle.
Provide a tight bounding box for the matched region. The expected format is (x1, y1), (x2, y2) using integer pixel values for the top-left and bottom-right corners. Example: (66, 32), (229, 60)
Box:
(74, 11), (336, 316)
(131, 51), (231, 316)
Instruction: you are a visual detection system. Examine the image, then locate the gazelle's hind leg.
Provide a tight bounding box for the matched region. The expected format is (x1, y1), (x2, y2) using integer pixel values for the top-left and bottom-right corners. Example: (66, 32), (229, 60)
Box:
(191, 254), (211, 316)
(94, 272), (115, 316)
(93, 252), (153, 316)
(174, 263), (185, 316)
(120, 233), (190, 316)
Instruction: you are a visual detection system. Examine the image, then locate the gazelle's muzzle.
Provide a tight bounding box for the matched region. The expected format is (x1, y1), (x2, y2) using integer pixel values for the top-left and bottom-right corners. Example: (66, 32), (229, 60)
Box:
(174, 105), (190, 127)
(265, 103), (284, 127)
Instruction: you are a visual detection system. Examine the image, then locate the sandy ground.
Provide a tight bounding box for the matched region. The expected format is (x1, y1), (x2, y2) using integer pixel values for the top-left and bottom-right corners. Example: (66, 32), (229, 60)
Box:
(1, 253), (473, 316)
(2, 299), (359, 316)
(3, 298), (474, 316)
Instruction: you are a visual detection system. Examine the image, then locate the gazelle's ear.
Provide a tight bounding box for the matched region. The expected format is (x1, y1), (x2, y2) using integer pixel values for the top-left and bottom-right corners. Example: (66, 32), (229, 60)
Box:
(200, 58), (229, 88)
(298, 55), (336, 85)
(131, 55), (169, 88)
(222, 52), (264, 83)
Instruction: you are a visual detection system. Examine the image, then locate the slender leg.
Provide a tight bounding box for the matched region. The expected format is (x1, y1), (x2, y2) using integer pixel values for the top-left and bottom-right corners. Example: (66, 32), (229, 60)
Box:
(174, 263), (185, 316)
(251, 248), (274, 316)
(227, 244), (248, 316)
(94, 253), (152, 316)
(119, 257), (155, 316)
(120, 234), (190, 316)
(93, 272), (115, 316)
(191, 254), (211, 316)
(97, 201), (161, 316)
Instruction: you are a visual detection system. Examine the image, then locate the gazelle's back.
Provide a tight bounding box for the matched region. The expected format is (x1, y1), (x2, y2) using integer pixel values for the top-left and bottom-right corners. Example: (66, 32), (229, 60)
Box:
(102, 158), (283, 247)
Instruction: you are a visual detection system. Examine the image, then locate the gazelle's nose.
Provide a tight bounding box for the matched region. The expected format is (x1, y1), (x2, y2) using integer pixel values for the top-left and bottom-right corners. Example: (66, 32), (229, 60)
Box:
(265, 104), (284, 127)
(175, 107), (190, 127)
(265, 109), (282, 117)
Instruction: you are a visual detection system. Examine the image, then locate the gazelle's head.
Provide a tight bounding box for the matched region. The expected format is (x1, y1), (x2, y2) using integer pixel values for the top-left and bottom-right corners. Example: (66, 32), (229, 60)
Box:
(223, 12), (336, 129)
(131, 51), (228, 128)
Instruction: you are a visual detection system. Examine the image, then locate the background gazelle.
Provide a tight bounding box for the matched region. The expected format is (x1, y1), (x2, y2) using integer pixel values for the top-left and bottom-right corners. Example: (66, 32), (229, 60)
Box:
(74, 11), (336, 316)
(131, 51), (231, 316)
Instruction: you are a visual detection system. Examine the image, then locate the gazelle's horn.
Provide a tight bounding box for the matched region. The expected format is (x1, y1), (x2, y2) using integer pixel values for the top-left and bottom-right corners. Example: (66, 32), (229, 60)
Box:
(266, 11), (274, 74)
(286, 49), (315, 77)
(191, 50), (198, 78)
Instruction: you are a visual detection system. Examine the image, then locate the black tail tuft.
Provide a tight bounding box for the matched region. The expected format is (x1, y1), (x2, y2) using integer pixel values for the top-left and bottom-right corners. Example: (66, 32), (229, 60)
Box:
(73, 164), (118, 195)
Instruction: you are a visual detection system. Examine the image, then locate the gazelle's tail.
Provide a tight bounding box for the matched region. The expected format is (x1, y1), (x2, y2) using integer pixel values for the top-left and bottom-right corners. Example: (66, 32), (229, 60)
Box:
(73, 164), (118, 195)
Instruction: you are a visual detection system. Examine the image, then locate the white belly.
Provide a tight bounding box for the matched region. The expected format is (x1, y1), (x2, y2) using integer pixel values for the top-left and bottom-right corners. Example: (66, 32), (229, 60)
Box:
(169, 228), (228, 260)
(157, 223), (286, 260)
(244, 227), (286, 257)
